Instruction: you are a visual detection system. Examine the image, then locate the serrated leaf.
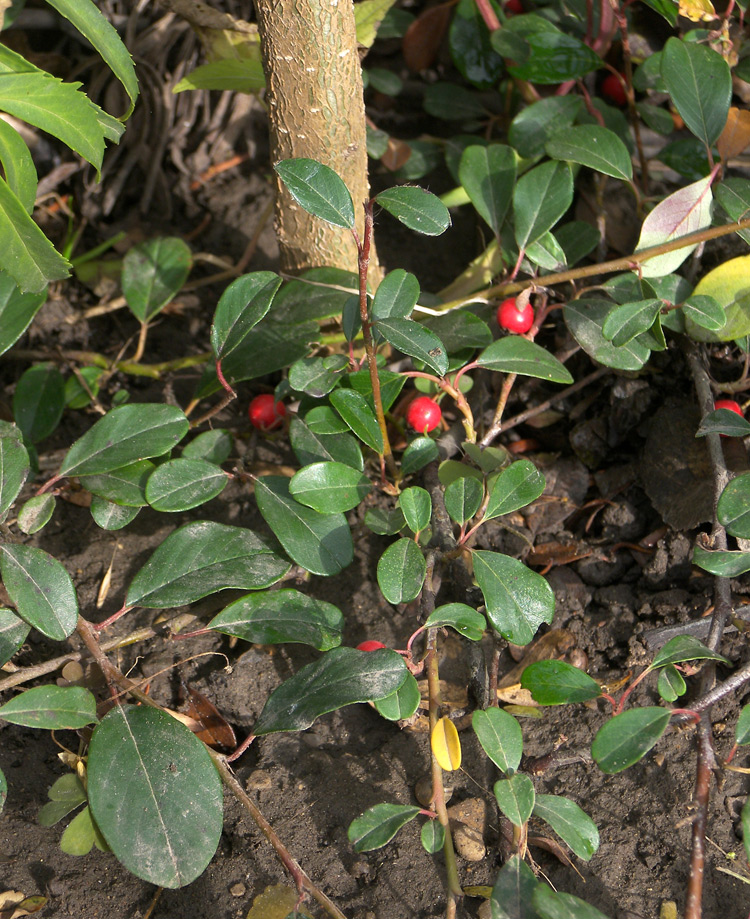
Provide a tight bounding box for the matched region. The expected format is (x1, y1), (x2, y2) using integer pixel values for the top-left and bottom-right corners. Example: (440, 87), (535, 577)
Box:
(564, 299), (650, 371)
(545, 125), (632, 182)
(289, 461), (371, 514)
(532, 794), (599, 860)
(274, 158), (355, 229)
(477, 338), (573, 384)
(661, 37), (730, 147)
(254, 646), (408, 734)
(472, 707), (523, 774)
(122, 237), (192, 323)
(0, 420), (29, 522)
(513, 161), (573, 250)
(0, 685), (96, 729)
(494, 774), (535, 826)
(509, 95), (583, 159)
(398, 486), (432, 533)
(126, 521), (290, 608)
(650, 634), (730, 668)
(145, 458), (227, 512)
(375, 317), (449, 376)
(591, 707), (670, 773)
(521, 660), (602, 705)
(375, 186), (451, 235)
(0, 544), (78, 640)
(490, 854), (540, 919)
(348, 802), (421, 852)
(432, 715), (462, 770)
(0, 118), (36, 213)
(377, 538), (426, 604)
(474, 550), (554, 645)
(290, 354), (348, 398)
(459, 144), (516, 236)
(329, 388), (384, 453)
(484, 459), (546, 520)
(692, 545), (750, 577)
(0, 607), (29, 667)
(444, 476), (483, 525)
(88, 705), (223, 887)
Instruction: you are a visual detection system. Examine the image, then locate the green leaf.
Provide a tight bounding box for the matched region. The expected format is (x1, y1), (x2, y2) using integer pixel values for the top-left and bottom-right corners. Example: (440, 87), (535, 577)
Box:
(0, 271), (46, 354)
(424, 83), (488, 122)
(126, 521), (290, 608)
(80, 460), (154, 507)
(533, 885), (611, 919)
(494, 774), (535, 827)
(424, 603), (487, 641)
(564, 299), (650, 371)
(484, 459), (546, 520)
(210, 272), (283, 361)
(0, 685), (96, 729)
(208, 589), (344, 651)
(254, 646), (408, 734)
(289, 461), (372, 513)
(692, 545), (750, 577)
(0, 544), (78, 640)
(421, 311), (493, 354)
(509, 95), (583, 159)
(736, 703), (750, 745)
(472, 707), (523, 774)
(421, 819), (445, 854)
(302, 406), (349, 436)
(591, 707), (671, 773)
(181, 429), (232, 465)
(274, 158), (355, 229)
(491, 855), (540, 919)
(145, 458), (227, 512)
(355, 0), (398, 47)
(173, 58), (265, 94)
(61, 405), (188, 477)
(0, 607), (29, 667)
(64, 366), (103, 410)
(463, 443), (509, 474)
(718, 471), (750, 537)
(0, 420), (29, 522)
(477, 338), (573, 384)
(377, 538), (426, 604)
(348, 802), (421, 852)
(90, 498), (140, 530)
(372, 269), (420, 321)
(601, 299), (663, 346)
(657, 664), (686, 702)
(521, 660), (602, 705)
(742, 797), (750, 867)
(513, 161), (573, 251)
(715, 177), (750, 246)
(59, 806), (107, 856)
(12, 362), (65, 443)
(0, 118), (36, 213)
(255, 475), (353, 577)
(525, 231), (567, 271)
(661, 37), (730, 147)
(398, 486), (432, 533)
(375, 317), (449, 376)
(122, 238), (192, 323)
(438, 460), (485, 487)
(88, 705), (223, 888)
(374, 670), (421, 721)
(375, 186), (451, 236)
(685, 255), (750, 342)
(682, 294), (726, 331)
(651, 634), (730, 668)
(289, 416), (363, 472)
(364, 505), (406, 535)
(502, 26), (603, 84)
(450, 0), (504, 88)
(329, 388), (384, 453)
(459, 144), (516, 236)
(348, 368), (406, 413)
(273, 267), (359, 324)
(474, 550), (555, 645)
(545, 125), (632, 182)
(17, 493), (55, 534)
(532, 795), (599, 860)
(444, 476), (483, 525)
(401, 437), (439, 476)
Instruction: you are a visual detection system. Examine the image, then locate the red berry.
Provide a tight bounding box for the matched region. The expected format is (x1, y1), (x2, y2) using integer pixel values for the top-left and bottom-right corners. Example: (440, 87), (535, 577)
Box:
(714, 399), (743, 417)
(406, 396), (442, 434)
(504, 0), (524, 13)
(497, 297), (534, 334)
(601, 72), (627, 107)
(357, 640), (387, 652)
(248, 393), (286, 431)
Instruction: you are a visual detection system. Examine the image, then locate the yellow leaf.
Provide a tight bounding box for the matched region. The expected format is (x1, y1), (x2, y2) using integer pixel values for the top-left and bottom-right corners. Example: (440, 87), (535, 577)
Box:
(431, 715), (462, 771)
(355, 0), (398, 49)
(717, 107), (750, 163)
(686, 254), (750, 342)
(246, 884), (313, 919)
(678, 0), (716, 21)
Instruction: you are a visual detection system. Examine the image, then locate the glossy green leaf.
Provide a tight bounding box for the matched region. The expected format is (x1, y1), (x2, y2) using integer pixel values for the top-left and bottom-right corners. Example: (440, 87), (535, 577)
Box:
(651, 634), (730, 668)
(459, 144), (516, 236)
(210, 271), (282, 361)
(444, 476), (483, 525)
(423, 82), (488, 122)
(348, 369), (406, 413)
(477, 337), (573, 384)
(254, 646), (408, 734)
(463, 443), (509, 474)
(80, 460), (154, 507)
(208, 589), (344, 651)
(289, 417), (363, 472)
(303, 406), (349, 436)
(509, 96), (583, 159)
(60, 404), (189, 477)
(420, 819), (445, 854)
(661, 37), (730, 147)
(12, 362), (65, 443)
(398, 486), (432, 534)
(329, 388), (384, 453)
(736, 703), (750, 745)
(145, 458), (227, 512)
(365, 505), (406, 536)
(533, 885), (611, 919)
(372, 269), (420, 321)
(424, 603), (487, 641)
(491, 854), (540, 919)
(274, 158), (355, 229)
(564, 299), (650, 371)
(494, 774), (535, 827)
(375, 186), (451, 236)
(88, 705), (223, 888)
(421, 310), (493, 354)
(513, 161), (573, 251)
(126, 520), (290, 608)
(438, 460), (485, 487)
(525, 231), (567, 271)
(273, 267), (359, 324)
(546, 125), (632, 182)
(0, 271), (46, 354)
(521, 660), (602, 705)
(682, 295), (726, 331)
(64, 366), (103, 409)
(348, 802), (421, 852)
(0, 607), (29, 667)
(715, 177), (750, 246)
(0, 420), (29, 522)
(90, 498), (140, 530)
(173, 58), (265, 93)
(692, 545), (750, 577)
(375, 317), (449, 376)
(532, 795), (599, 860)
(255, 475), (353, 577)
(474, 550), (555, 645)
(289, 461), (371, 513)
(484, 459), (546, 520)
(717, 471), (750, 537)
(377, 538), (426, 604)
(0, 544), (78, 640)
(17, 493), (55, 534)
(450, 0), (504, 88)
(289, 354), (348, 398)
(374, 670), (421, 721)
(401, 436), (439, 476)
(122, 237), (191, 323)
(0, 685), (96, 729)
(601, 299), (663, 346)
(657, 664), (686, 702)
(503, 27), (603, 84)
(472, 707), (523, 774)
(742, 797), (750, 867)
(0, 118), (36, 213)
(181, 429), (233, 465)
(591, 707), (671, 773)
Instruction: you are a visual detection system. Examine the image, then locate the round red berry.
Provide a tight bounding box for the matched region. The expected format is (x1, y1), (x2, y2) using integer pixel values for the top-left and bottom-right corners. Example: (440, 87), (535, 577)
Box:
(497, 297), (534, 334)
(248, 393), (286, 431)
(406, 397), (442, 434)
(504, 0), (524, 13)
(601, 73), (627, 107)
(357, 640), (387, 652)
(714, 399), (743, 417)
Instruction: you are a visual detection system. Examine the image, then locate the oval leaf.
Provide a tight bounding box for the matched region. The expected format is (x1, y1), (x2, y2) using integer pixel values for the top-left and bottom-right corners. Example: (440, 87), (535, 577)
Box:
(431, 715), (462, 770)
(493, 774), (535, 826)
(0, 420), (29, 523)
(477, 337), (573, 384)
(329, 388), (384, 453)
(424, 603), (487, 641)
(145, 458), (228, 512)
(484, 458), (546, 520)
(13, 362), (65, 443)
(80, 459), (155, 507)
(375, 186), (451, 235)
(210, 271), (282, 360)
(521, 660), (602, 705)
(444, 476), (483, 525)
(0, 544), (78, 640)
(371, 268), (420, 321)
(532, 794), (599, 860)
(0, 685), (96, 729)
(472, 707), (523, 774)
(421, 819), (445, 854)
(289, 461), (371, 514)
(564, 299), (650, 371)
(692, 545), (750, 577)
(491, 855), (539, 919)
(591, 707), (671, 773)
(377, 537), (427, 604)
(661, 37), (730, 147)
(513, 161), (573, 250)
(122, 237), (192, 322)
(650, 634), (729, 668)
(687, 254), (750, 342)
(375, 317), (449, 376)
(717, 471), (750, 537)
(546, 125), (632, 182)
(398, 486), (432, 533)
(274, 158), (355, 229)
(0, 607), (29, 667)
(458, 144), (516, 236)
(17, 493), (55, 534)
(348, 802), (421, 852)
(374, 671), (421, 721)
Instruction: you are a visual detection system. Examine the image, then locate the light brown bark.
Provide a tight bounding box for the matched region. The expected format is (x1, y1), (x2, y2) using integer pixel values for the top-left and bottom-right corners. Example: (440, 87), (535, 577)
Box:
(254, 0), (378, 276)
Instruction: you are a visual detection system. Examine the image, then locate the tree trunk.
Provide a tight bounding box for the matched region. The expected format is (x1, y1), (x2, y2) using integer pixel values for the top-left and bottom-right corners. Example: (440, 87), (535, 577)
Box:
(254, 0), (379, 277)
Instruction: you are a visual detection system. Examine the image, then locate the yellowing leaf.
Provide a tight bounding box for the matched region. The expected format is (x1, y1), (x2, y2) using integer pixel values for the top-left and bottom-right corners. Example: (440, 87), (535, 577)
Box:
(245, 884), (313, 919)
(431, 715), (462, 771)
(685, 254), (750, 341)
(678, 0), (716, 21)
(717, 107), (750, 163)
(355, 0), (397, 49)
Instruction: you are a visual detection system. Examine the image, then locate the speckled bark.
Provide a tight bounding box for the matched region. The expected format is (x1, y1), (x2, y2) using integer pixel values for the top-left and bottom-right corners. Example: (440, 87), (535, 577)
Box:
(254, 0), (378, 276)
